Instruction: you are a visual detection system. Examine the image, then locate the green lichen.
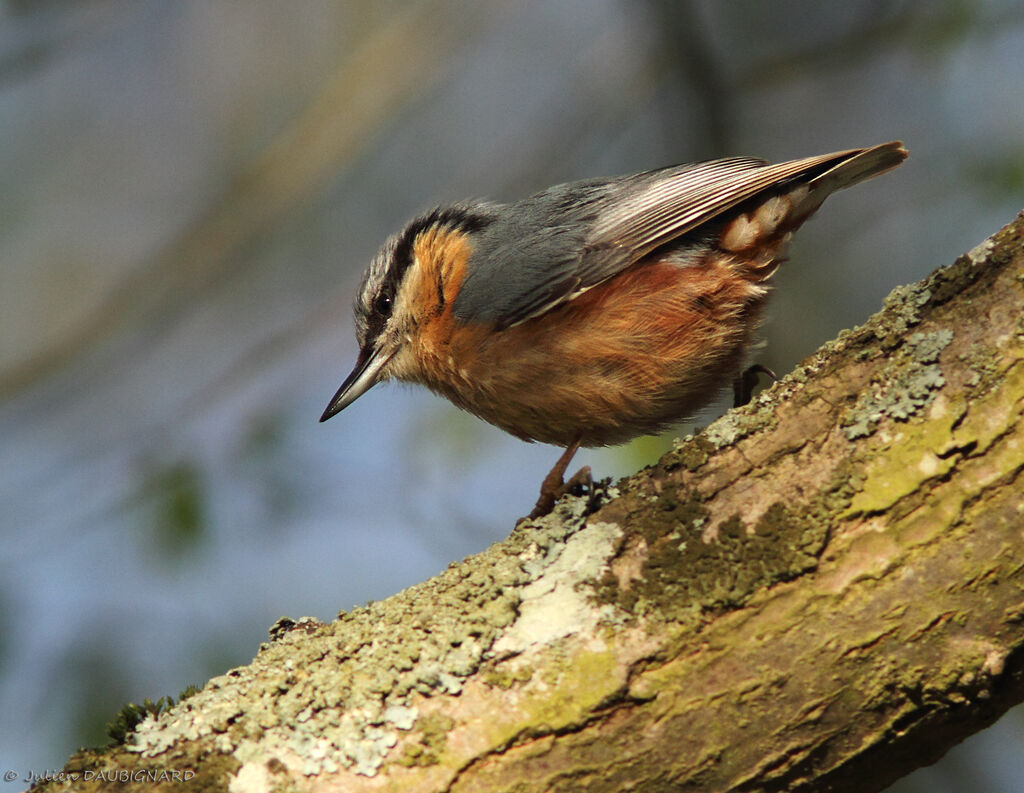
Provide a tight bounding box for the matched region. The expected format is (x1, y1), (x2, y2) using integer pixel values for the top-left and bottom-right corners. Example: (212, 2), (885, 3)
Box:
(816, 455), (867, 520)
(952, 361), (1024, 455)
(702, 402), (777, 449)
(126, 542), (529, 775)
(593, 487), (825, 624)
(482, 665), (532, 690)
(120, 490), (617, 780)
(477, 644), (623, 753)
(396, 712), (453, 767)
(843, 434), (954, 518)
(669, 434), (714, 471)
(842, 330), (954, 440)
(872, 282), (932, 347)
(847, 358), (1024, 518)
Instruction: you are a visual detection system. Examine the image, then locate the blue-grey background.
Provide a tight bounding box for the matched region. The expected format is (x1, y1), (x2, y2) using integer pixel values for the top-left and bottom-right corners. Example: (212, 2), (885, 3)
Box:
(1, 1), (1022, 788)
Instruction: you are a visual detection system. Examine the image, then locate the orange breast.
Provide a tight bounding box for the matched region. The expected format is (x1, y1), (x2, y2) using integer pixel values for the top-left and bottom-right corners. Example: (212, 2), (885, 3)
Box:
(405, 244), (771, 447)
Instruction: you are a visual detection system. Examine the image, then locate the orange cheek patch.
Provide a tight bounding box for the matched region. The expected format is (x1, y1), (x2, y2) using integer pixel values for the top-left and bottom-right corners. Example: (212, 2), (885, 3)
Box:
(406, 228), (478, 368)
(412, 228), (474, 311)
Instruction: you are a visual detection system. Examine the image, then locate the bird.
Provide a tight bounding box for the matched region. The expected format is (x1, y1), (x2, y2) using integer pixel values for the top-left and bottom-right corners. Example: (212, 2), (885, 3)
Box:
(320, 141), (907, 518)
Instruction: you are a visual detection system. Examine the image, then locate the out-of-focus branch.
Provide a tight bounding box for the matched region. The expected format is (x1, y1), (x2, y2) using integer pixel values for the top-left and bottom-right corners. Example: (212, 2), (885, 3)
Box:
(646, 0), (735, 156)
(736, 1), (1023, 91)
(0, 0), (488, 401)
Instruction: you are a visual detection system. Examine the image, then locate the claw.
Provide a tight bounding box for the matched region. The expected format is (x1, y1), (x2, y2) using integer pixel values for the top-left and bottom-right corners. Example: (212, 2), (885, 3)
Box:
(733, 363), (777, 407)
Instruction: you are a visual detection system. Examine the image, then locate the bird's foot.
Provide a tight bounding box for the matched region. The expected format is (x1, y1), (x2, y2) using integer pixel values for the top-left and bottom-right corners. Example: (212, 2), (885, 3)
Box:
(526, 464), (592, 520)
(733, 363), (777, 407)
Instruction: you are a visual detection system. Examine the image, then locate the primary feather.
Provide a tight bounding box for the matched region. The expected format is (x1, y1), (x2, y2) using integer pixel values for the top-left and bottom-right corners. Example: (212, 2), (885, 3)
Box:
(453, 142), (906, 329)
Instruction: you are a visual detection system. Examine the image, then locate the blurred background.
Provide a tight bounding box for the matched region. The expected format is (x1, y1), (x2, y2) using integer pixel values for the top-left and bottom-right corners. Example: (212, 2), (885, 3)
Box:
(1, 0), (1022, 788)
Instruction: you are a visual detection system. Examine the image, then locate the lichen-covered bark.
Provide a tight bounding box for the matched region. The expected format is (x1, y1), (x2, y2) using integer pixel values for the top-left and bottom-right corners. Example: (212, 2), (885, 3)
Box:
(39, 213), (1024, 793)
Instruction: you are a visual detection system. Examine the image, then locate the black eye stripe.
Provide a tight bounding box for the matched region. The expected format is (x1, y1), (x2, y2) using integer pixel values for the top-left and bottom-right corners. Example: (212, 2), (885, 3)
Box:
(391, 204), (493, 280)
(357, 203), (495, 350)
(372, 204), (495, 320)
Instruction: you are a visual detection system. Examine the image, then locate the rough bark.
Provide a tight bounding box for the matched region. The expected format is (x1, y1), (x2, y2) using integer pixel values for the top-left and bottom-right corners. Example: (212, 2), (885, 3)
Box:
(39, 213), (1024, 793)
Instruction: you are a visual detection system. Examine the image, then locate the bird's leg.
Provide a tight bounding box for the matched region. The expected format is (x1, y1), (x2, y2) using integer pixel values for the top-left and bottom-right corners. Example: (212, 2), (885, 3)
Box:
(527, 438), (588, 519)
(733, 364), (777, 407)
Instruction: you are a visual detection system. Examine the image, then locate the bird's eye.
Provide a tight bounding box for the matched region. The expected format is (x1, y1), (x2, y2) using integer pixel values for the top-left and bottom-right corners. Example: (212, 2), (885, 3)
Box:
(372, 293), (393, 315)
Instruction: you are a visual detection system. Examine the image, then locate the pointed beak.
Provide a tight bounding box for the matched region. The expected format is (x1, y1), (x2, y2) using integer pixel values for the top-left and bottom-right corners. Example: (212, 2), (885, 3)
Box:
(319, 346), (395, 422)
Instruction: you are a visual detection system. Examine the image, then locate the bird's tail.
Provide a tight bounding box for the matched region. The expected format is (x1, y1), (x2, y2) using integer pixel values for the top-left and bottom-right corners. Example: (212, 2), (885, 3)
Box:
(812, 140), (907, 191)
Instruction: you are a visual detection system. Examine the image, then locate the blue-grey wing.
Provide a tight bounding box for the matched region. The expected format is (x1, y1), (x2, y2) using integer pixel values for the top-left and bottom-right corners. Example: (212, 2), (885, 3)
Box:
(453, 144), (903, 329)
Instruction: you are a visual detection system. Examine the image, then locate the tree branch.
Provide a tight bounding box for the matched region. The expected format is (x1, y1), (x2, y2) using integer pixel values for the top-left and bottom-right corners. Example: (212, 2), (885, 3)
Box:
(39, 212), (1024, 792)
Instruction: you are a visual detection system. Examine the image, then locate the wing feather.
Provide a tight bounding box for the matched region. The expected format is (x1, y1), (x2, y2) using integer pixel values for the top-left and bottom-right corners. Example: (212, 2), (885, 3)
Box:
(584, 149), (863, 263)
(453, 142), (906, 329)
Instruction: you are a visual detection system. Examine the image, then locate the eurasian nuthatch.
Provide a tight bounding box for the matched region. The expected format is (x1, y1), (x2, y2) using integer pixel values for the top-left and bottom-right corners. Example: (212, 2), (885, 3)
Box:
(320, 142), (907, 517)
